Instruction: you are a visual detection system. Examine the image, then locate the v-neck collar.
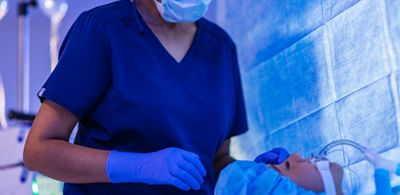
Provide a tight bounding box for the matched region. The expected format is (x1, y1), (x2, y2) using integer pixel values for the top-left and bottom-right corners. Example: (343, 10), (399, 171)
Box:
(130, 0), (203, 67)
(147, 24), (201, 65)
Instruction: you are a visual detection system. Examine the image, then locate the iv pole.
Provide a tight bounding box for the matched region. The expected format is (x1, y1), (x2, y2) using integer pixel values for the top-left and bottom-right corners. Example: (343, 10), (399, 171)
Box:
(17, 0), (37, 113)
(2, 0), (39, 183)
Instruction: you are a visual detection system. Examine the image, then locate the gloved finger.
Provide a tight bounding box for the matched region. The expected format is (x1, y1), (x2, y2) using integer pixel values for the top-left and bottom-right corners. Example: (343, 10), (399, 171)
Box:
(171, 168), (201, 190)
(270, 148), (290, 163)
(270, 147), (283, 152)
(254, 152), (278, 163)
(170, 177), (191, 191)
(181, 152), (207, 177)
(178, 158), (204, 184)
(271, 147), (289, 155)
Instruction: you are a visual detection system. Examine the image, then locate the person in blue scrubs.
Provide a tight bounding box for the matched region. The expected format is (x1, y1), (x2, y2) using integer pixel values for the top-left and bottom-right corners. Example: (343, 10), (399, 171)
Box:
(23, 0), (248, 194)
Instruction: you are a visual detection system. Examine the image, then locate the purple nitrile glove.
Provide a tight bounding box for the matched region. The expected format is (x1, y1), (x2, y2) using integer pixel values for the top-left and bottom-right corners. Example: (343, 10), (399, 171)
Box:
(254, 147), (290, 165)
(106, 147), (207, 191)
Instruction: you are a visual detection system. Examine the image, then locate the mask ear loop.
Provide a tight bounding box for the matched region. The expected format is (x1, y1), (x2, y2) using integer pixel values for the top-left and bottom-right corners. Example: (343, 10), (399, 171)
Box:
(314, 161), (336, 195)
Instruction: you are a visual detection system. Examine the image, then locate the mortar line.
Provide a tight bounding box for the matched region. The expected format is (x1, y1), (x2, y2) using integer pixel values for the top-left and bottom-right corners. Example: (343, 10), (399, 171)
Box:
(379, 0), (400, 146)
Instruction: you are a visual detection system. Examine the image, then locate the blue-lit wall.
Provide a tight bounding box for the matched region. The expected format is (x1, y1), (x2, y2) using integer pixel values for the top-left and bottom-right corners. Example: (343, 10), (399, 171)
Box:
(216, 0), (400, 193)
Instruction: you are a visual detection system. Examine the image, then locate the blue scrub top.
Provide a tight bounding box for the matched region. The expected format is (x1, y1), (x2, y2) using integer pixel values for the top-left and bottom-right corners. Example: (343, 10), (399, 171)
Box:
(38, 0), (248, 194)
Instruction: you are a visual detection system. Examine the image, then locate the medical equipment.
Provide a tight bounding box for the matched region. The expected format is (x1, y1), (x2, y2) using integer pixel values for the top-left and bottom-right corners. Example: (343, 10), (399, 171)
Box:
(319, 139), (400, 195)
(309, 156), (336, 195)
(0, 127), (32, 194)
(0, 112), (62, 195)
(0, 0), (8, 21)
(153, 0), (211, 23)
(1, 113), (59, 195)
(17, 0), (38, 113)
(0, 111), (35, 183)
(14, 0), (68, 113)
(319, 139), (368, 155)
(37, 0), (68, 71)
(319, 139), (400, 176)
(375, 169), (392, 195)
(0, 75), (7, 129)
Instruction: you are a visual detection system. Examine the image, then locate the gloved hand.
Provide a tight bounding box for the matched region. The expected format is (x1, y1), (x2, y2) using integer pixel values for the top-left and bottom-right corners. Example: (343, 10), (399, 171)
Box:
(365, 150), (398, 174)
(106, 147), (207, 191)
(254, 147), (290, 165)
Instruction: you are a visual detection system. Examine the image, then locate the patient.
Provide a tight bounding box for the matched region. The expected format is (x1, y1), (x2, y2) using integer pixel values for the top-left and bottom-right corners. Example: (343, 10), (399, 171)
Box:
(215, 148), (344, 195)
(271, 153), (343, 194)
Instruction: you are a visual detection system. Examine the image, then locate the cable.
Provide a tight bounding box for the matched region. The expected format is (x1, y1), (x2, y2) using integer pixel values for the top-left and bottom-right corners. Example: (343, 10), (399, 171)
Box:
(319, 139), (367, 156)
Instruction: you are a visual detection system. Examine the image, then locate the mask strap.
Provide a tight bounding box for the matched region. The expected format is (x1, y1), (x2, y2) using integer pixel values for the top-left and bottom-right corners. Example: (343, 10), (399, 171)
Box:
(315, 161), (336, 195)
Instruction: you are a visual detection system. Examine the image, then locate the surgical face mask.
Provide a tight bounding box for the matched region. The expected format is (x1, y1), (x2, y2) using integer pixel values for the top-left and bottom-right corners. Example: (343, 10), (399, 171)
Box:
(154, 0), (212, 23)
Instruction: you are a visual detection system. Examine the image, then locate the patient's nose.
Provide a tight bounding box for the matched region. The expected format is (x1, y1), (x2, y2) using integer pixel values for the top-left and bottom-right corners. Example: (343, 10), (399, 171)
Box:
(290, 153), (307, 163)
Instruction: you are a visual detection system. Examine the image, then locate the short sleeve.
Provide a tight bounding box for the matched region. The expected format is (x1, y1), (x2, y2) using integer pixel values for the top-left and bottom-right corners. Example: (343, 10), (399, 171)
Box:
(38, 11), (111, 119)
(228, 44), (249, 137)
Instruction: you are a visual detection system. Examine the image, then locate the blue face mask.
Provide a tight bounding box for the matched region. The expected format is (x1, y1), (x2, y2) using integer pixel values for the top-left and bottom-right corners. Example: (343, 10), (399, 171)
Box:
(154, 0), (212, 23)
(215, 161), (322, 195)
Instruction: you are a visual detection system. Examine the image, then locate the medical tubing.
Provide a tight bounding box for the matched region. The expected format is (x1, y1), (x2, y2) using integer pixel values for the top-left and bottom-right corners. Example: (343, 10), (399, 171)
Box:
(320, 140), (400, 194)
(319, 139), (367, 156)
(321, 140), (400, 175)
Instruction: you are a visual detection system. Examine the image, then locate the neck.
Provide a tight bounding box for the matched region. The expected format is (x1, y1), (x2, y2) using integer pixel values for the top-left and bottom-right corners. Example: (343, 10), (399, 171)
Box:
(135, 0), (177, 27)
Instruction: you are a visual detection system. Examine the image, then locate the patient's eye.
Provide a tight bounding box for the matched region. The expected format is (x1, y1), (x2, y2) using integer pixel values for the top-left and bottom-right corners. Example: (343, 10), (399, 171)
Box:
(285, 161), (290, 170)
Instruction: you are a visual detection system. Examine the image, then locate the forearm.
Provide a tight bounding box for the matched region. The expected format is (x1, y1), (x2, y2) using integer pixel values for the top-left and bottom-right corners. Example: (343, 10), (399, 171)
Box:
(23, 100), (110, 183)
(24, 138), (110, 183)
(213, 139), (236, 178)
(213, 154), (235, 177)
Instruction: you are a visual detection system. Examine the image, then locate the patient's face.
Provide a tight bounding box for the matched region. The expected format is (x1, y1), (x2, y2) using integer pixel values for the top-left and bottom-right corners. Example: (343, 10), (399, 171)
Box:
(270, 153), (343, 193)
